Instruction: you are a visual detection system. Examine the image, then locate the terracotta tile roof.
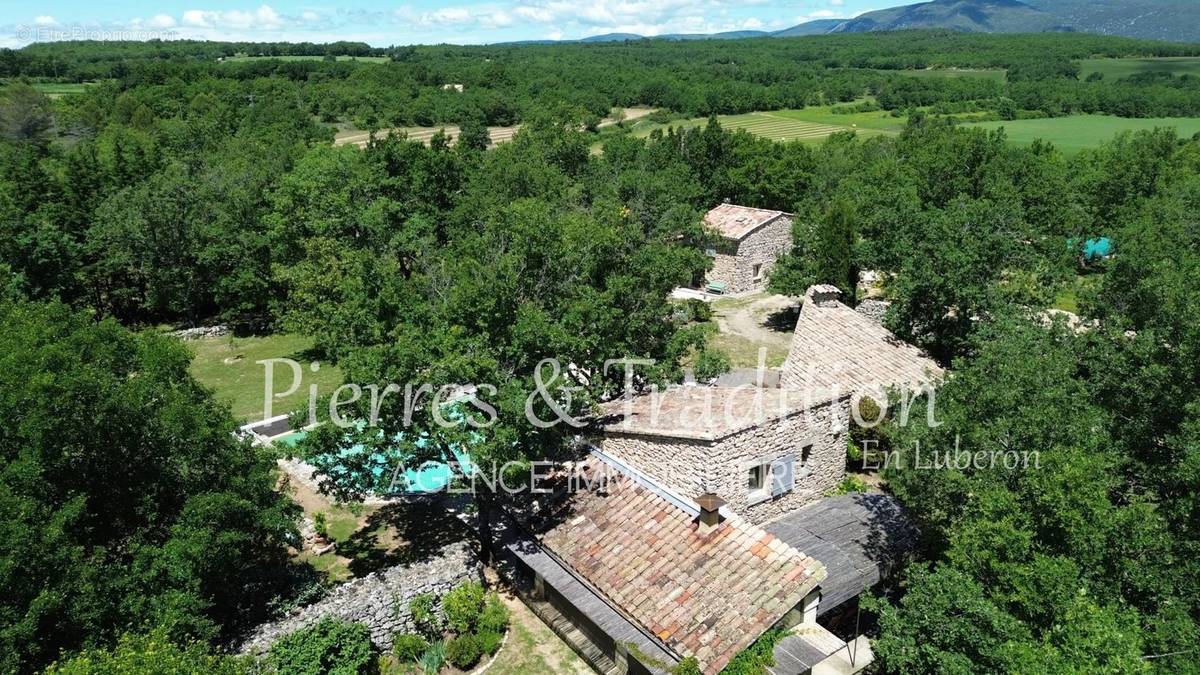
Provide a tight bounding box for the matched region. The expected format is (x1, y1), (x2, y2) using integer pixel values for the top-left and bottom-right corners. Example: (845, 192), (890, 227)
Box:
(599, 385), (844, 441)
(704, 204), (789, 241)
(780, 285), (944, 400)
(531, 455), (826, 674)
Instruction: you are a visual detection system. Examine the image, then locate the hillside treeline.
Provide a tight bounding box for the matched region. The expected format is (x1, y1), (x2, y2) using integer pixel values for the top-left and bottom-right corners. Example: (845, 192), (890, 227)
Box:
(7, 31), (1200, 126)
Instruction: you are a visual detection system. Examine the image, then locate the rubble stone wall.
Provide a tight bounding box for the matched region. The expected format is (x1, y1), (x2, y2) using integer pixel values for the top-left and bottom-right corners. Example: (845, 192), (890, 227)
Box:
(238, 541), (482, 654)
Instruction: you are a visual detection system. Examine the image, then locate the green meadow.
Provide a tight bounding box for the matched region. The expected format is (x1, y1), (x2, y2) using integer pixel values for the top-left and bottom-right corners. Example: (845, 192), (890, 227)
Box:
(1081, 57), (1200, 80)
(629, 104), (904, 144)
(965, 115), (1200, 153)
(28, 82), (99, 98)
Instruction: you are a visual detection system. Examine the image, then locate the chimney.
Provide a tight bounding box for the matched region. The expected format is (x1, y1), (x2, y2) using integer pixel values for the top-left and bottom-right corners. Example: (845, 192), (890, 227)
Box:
(695, 493), (726, 536)
(806, 284), (843, 308)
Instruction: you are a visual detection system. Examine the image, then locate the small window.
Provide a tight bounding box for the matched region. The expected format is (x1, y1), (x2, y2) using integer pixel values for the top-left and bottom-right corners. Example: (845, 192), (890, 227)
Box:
(752, 263), (764, 280)
(748, 464), (766, 492)
(798, 445), (813, 478)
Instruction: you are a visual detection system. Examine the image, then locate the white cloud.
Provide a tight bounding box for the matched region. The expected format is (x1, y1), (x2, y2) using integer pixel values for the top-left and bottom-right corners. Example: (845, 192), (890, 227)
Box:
(147, 14), (177, 29)
(830, 0), (845, 5)
(182, 5), (283, 31)
(33, 15), (58, 26)
(301, 10), (320, 22)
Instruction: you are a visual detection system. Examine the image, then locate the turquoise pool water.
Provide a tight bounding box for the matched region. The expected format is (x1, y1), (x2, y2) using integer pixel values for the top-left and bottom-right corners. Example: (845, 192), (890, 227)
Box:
(276, 429), (474, 494)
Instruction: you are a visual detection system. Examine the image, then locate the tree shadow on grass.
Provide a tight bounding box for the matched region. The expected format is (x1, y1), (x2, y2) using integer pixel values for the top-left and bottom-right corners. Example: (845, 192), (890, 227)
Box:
(339, 497), (472, 577)
(764, 305), (800, 333)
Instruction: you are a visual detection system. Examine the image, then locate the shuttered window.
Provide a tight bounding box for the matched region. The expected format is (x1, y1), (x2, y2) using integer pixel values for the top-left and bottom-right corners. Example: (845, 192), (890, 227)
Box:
(771, 454), (795, 496)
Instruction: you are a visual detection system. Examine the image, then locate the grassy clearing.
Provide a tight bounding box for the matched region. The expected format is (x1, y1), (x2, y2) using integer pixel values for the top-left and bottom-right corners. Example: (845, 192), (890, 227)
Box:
(630, 106), (898, 144)
(187, 333), (343, 422)
(26, 82), (99, 98)
(1081, 57), (1200, 80)
(1051, 274), (1102, 314)
(871, 67), (1007, 82)
(964, 115), (1200, 154)
(222, 54), (390, 63)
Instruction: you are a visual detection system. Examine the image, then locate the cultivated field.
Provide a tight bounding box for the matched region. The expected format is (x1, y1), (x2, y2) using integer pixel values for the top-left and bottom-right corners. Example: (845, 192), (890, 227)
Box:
(221, 54), (390, 63)
(965, 114), (1200, 153)
(334, 124), (520, 148)
(632, 105), (902, 144)
(1081, 57), (1200, 80)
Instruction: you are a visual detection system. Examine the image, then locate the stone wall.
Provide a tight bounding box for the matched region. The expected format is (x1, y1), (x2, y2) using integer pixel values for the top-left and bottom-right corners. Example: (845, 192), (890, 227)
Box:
(597, 397), (849, 526)
(597, 433), (713, 498)
(712, 397), (848, 524)
(706, 251), (738, 290)
(169, 325), (230, 340)
(238, 541), (482, 654)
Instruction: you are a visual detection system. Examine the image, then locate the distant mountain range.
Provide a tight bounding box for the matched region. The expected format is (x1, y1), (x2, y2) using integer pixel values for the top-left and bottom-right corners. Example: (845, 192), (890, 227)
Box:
(522, 0), (1200, 45)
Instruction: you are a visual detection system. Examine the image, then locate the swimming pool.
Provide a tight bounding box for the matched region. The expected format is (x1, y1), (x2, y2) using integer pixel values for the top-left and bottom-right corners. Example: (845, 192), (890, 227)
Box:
(276, 428), (475, 494)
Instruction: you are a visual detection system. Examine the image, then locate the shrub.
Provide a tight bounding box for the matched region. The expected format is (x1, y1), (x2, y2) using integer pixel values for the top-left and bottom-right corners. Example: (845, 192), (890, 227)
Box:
(313, 512), (329, 539)
(476, 630), (503, 656)
(418, 641), (445, 675)
(832, 475), (871, 495)
(478, 594), (509, 634)
(46, 630), (251, 675)
(685, 298), (712, 322)
(694, 348), (731, 383)
(446, 634), (482, 670)
(392, 633), (429, 663)
(672, 656), (702, 675)
(721, 629), (784, 675)
(442, 581), (485, 634)
(268, 617), (377, 675)
(409, 593), (442, 638)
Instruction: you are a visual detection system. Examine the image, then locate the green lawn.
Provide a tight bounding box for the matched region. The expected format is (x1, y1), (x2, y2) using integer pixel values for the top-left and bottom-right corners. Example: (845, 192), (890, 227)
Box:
(964, 115), (1200, 154)
(630, 105), (900, 144)
(871, 67), (1007, 82)
(222, 54), (389, 63)
(187, 333), (343, 422)
(26, 82), (99, 98)
(1081, 57), (1200, 81)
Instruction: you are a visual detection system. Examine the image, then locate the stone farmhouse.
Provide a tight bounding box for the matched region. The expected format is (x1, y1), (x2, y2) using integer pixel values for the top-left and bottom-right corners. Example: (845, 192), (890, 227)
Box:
(703, 204), (793, 294)
(492, 285), (941, 674)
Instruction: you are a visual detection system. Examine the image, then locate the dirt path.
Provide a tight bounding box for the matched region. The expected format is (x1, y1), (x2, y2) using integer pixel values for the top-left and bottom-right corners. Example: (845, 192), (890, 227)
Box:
(709, 293), (800, 368)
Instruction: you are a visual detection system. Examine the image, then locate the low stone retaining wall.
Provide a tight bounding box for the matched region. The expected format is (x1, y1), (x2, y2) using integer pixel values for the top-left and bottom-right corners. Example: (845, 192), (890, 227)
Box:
(238, 541), (482, 654)
(168, 325), (230, 340)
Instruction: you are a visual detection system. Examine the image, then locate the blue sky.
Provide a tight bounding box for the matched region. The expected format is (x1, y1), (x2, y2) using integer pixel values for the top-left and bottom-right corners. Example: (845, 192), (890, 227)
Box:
(3, 0), (883, 48)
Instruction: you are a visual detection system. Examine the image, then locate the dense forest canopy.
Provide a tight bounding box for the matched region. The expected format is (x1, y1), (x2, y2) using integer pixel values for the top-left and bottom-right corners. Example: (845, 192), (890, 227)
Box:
(6, 31), (1200, 128)
(2, 29), (1199, 674)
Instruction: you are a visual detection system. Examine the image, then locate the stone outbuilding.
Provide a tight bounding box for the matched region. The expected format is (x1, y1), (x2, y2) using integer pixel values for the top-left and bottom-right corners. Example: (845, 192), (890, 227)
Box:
(703, 204), (794, 294)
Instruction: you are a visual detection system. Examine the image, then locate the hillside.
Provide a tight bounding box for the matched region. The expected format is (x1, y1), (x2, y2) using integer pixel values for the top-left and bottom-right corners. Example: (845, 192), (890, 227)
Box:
(772, 20), (847, 37)
(1025, 0), (1200, 43)
(834, 0), (1069, 35)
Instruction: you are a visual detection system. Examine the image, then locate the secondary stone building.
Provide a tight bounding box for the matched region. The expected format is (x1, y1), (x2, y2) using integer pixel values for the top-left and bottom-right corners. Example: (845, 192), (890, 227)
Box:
(703, 203), (793, 294)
